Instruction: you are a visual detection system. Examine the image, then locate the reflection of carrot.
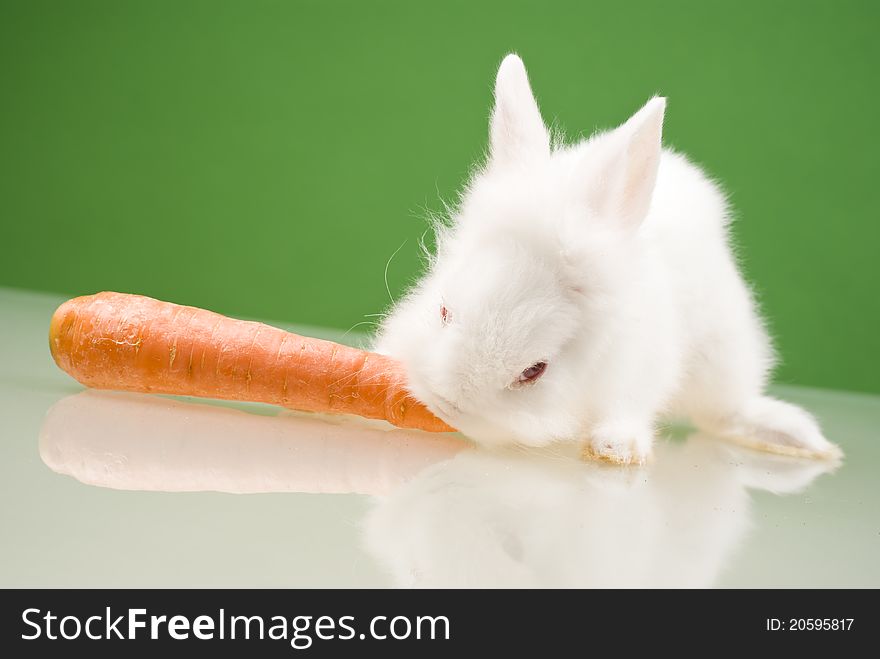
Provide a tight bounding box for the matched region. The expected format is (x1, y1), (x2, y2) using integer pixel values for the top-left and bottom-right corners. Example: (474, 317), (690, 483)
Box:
(49, 292), (454, 433)
(40, 391), (465, 494)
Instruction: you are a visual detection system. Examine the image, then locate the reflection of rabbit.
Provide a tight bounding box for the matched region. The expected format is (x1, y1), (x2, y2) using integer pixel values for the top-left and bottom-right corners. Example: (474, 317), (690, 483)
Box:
(39, 392), (839, 588)
(363, 435), (838, 588)
(374, 54), (840, 464)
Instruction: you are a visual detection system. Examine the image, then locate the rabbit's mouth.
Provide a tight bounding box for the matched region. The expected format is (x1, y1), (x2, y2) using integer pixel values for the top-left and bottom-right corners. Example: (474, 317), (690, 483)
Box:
(430, 394), (460, 421)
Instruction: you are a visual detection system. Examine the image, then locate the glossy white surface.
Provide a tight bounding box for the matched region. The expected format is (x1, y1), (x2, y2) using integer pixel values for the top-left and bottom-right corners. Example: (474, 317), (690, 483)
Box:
(1, 287), (877, 587)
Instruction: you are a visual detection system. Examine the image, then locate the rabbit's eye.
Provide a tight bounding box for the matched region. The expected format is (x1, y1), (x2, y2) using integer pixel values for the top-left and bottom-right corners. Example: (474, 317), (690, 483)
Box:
(440, 305), (450, 326)
(515, 361), (547, 387)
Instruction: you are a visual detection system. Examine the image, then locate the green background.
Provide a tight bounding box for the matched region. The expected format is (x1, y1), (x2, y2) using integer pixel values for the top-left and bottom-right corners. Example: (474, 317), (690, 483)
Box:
(1, 0), (877, 393)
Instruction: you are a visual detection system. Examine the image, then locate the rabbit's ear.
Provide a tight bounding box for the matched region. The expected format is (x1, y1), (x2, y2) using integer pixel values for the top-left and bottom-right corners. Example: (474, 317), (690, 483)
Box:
(489, 54), (550, 167)
(581, 96), (665, 228)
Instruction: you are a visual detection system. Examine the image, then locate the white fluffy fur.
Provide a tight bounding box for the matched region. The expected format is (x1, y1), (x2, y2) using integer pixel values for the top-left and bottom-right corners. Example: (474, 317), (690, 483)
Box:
(374, 54), (840, 463)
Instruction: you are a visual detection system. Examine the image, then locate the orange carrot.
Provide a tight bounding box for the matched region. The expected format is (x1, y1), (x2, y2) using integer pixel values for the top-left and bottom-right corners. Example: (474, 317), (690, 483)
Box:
(48, 292), (454, 433)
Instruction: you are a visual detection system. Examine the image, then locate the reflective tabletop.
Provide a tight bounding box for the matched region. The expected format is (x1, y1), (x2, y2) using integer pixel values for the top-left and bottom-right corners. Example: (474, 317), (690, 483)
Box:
(1, 288), (877, 587)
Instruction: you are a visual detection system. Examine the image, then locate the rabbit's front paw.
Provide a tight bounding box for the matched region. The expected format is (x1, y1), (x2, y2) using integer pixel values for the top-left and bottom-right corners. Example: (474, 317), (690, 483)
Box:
(582, 421), (653, 466)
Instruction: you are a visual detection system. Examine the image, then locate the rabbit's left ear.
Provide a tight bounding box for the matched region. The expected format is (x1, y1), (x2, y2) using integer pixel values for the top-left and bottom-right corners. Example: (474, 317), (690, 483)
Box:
(581, 96), (666, 228)
(489, 54), (550, 167)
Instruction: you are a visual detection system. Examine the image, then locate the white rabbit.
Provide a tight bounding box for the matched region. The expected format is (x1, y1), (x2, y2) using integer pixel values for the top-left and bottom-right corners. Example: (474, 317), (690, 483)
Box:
(374, 53), (841, 464)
